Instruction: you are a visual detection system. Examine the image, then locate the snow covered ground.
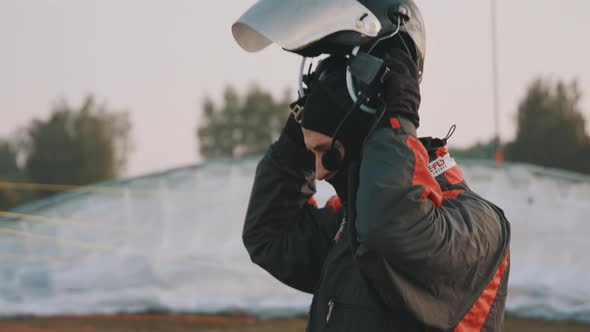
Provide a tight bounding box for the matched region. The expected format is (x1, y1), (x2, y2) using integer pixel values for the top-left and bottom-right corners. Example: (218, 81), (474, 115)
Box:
(0, 157), (589, 322)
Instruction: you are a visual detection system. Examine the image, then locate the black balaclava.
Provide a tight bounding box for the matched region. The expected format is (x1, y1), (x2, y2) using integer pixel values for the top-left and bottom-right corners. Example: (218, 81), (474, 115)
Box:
(301, 66), (374, 199)
(300, 48), (421, 199)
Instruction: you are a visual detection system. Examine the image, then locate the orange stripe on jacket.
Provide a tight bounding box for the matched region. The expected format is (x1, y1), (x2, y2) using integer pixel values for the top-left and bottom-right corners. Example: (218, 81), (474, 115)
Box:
(405, 136), (443, 207)
(389, 117), (401, 129)
(445, 166), (465, 185)
(325, 195), (343, 214)
(454, 252), (510, 332)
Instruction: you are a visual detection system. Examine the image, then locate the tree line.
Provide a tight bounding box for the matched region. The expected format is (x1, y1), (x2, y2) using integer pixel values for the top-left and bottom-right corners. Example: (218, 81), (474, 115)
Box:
(451, 78), (590, 174)
(199, 77), (590, 176)
(197, 84), (290, 158)
(0, 96), (132, 211)
(2, 76), (589, 211)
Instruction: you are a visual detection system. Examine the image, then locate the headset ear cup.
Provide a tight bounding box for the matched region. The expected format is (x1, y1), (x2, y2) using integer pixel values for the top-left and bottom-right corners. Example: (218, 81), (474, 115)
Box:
(322, 148), (342, 172)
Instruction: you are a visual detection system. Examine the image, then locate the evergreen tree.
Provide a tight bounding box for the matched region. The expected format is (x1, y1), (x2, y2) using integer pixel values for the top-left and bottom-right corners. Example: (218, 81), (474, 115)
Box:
(21, 96), (132, 197)
(197, 84), (290, 158)
(505, 78), (590, 174)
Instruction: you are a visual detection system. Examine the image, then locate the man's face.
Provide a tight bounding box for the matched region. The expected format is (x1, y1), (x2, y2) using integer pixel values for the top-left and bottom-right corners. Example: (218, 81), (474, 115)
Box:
(302, 128), (345, 181)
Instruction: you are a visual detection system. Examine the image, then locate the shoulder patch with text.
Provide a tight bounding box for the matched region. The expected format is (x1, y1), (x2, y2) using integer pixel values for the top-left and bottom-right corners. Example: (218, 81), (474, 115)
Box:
(427, 154), (457, 178)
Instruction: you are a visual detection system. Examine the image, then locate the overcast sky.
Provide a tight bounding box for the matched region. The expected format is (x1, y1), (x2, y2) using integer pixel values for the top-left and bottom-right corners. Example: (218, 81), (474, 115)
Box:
(1, 0), (589, 176)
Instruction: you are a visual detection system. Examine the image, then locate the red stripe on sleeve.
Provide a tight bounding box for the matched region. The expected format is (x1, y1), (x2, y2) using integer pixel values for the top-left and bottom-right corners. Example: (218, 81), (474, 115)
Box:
(405, 136), (443, 207)
(389, 117), (401, 129)
(325, 195), (342, 214)
(445, 166), (465, 185)
(453, 252), (510, 332)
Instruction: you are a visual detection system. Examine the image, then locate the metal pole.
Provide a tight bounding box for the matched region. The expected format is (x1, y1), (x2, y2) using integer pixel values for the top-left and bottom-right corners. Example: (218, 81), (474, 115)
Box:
(490, 0), (502, 165)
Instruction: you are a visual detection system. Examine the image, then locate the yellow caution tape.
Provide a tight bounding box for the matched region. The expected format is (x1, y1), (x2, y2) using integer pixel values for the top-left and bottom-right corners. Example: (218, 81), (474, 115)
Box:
(0, 226), (120, 252)
(0, 211), (156, 235)
(0, 226), (244, 272)
(0, 181), (156, 194)
(0, 253), (73, 264)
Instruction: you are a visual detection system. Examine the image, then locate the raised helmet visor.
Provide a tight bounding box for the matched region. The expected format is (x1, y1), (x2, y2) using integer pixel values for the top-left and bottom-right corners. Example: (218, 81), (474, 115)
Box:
(232, 0), (382, 53)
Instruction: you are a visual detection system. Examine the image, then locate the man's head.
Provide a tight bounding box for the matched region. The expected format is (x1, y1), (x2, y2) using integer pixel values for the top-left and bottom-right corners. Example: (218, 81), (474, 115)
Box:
(298, 48), (421, 174)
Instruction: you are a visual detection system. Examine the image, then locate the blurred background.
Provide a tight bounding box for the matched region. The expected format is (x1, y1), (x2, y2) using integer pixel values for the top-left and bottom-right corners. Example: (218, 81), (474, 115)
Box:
(1, 0), (589, 331)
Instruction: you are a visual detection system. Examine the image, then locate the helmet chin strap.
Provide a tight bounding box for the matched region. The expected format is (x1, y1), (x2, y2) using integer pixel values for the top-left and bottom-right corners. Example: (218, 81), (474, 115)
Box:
(345, 49), (377, 114)
(297, 57), (310, 98)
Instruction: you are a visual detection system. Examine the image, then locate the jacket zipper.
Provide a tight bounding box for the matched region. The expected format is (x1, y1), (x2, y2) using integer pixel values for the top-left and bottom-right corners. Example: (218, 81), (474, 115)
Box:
(334, 216), (347, 242)
(308, 209), (347, 327)
(326, 299), (335, 324)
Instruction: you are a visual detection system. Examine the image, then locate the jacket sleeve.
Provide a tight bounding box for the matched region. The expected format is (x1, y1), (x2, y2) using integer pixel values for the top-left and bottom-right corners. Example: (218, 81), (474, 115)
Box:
(354, 127), (511, 329)
(243, 137), (341, 294)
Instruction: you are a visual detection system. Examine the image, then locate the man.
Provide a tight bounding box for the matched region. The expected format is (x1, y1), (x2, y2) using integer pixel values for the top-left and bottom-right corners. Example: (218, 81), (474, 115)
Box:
(233, 1), (510, 331)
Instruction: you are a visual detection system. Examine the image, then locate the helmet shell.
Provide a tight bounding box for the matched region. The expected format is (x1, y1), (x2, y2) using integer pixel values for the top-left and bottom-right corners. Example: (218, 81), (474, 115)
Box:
(232, 0), (426, 79)
(359, 0), (426, 79)
(296, 0), (426, 80)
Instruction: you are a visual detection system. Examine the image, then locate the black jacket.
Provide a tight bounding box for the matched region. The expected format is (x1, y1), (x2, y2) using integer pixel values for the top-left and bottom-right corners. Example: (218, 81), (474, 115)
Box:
(243, 117), (511, 331)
